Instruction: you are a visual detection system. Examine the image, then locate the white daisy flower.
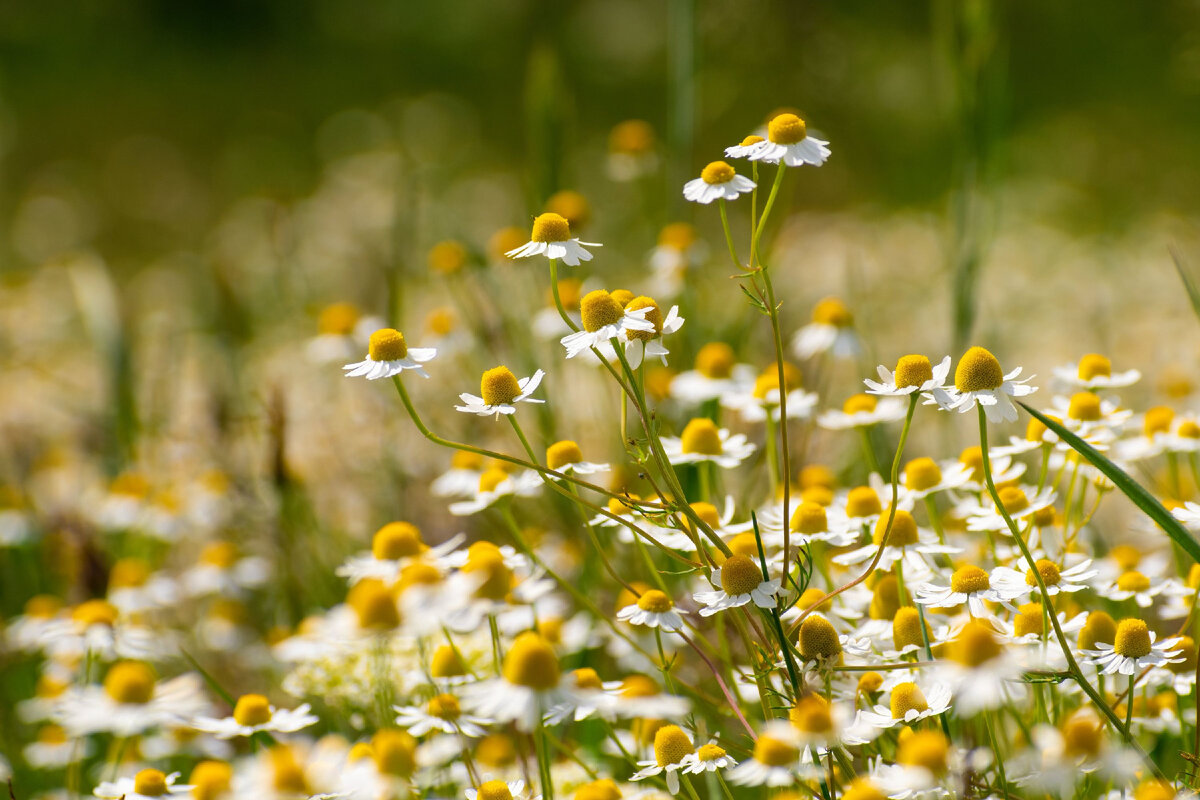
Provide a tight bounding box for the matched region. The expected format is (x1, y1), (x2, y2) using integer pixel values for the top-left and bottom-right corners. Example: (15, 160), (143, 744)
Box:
(791, 297), (860, 360)
(542, 439), (609, 477)
(190, 695), (317, 739)
(560, 290), (655, 359)
(465, 780), (539, 800)
(693, 555), (781, 616)
(615, 589), (687, 632)
(727, 730), (814, 787)
(865, 354), (952, 397)
(989, 558), (1097, 598)
(1175, 501), (1200, 530)
(337, 522), (464, 586)
(743, 113), (830, 167)
(505, 212), (600, 267)
(966, 486), (1056, 533)
(632, 725), (695, 794)
(448, 468), (542, 517)
(928, 346), (1037, 424)
(180, 542), (270, 598)
(94, 769), (193, 800)
(854, 681), (953, 731)
(897, 457), (972, 501)
(462, 632), (577, 731)
(817, 394), (909, 430)
(619, 300), (684, 369)
(1100, 570), (1185, 609)
(937, 620), (1027, 715)
(660, 418), (756, 469)
(342, 328), (436, 380)
(720, 368), (818, 424)
(680, 741), (738, 775)
(394, 693), (489, 737)
(724, 133), (766, 159)
(833, 509), (958, 572)
(670, 345), (756, 404)
(914, 564), (1023, 617)
(1044, 392), (1133, 436)
(456, 367), (546, 418)
(682, 161), (756, 204)
(1052, 353), (1140, 391)
(431, 451), (486, 498)
(1084, 619), (1183, 675)
(55, 662), (209, 738)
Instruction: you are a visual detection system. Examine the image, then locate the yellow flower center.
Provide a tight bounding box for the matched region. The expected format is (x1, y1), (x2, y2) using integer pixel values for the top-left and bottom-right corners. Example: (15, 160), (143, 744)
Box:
(1068, 392), (1102, 422)
(426, 307), (456, 336)
(624, 297), (664, 342)
(576, 779), (623, 800)
(997, 486), (1030, 514)
(873, 509), (919, 547)
(200, 541), (239, 569)
(800, 464), (834, 488)
(610, 119), (655, 154)
(897, 730), (949, 775)
(890, 683), (929, 718)
(1111, 544), (1142, 570)
(620, 674), (661, 698)
(812, 297), (852, 327)
(1169, 636), (1198, 674)
(892, 607), (929, 650)
(463, 548), (512, 601)
(954, 346), (1004, 392)
(798, 587), (832, 613)
(951, 619), (1002, 667)
(700, 161), (736, 185)
(481, 366), (521, 406)
(799, 614), (842, 659)
(1014, 602), (1044, 637)
(546, 440), (584, 470)
(1077, 353), (1112, 380)
(37, 725), (67, 745)
(1117, 570), (1151, 593)
(842, 779), (887, 800)
(189, 761), (232, 800)
(1078, 611), (1117, 650)
(104, 661), (156, 705)
(397, 558), (441, 591)
(842, 393), (877, 415)
(430, 645), (467, 678)
(857, 672), (884, 694)
(697, 743), (726, 762)
(108, 558), (150, 590)
(869, 575), (901, 620)
(904, 457), (943, 492)
(739, 134), (765, 147)
(658, 222), (697, 250)
(368, 328), (408, 361)
(233, 694), (272, 727)
(347, 579), (400, 630)
(428, 240), (468, 274)
(531, 212), (571, 243)
(753, 734), (799, 767)
(894, 355), (933, 389)
(372, 521), (425, 560)
(690, 501), (722, 530)
(546, 190), (590, 228)
(1025, 559), (1061, 586)
(767, 113), (807, 144)
(1060, 712), (1103, 758)
(478, 468), (509, 494)
(847, 486), (883, 518)
(503, 632), (561, 690)
(695, 342), (736, 378)
(790, 502), (828, 534)
(637, 590), (673, 613)
(427, 693), (461, 720)
(950, 565), (990, 594)
(1113, 619), (1152, 658)
(1145, 406), (1175, 437)
(680, 418), (723, 455)
(572, 668), (604, 691)
(654, 725), (693, 766)
(1134, 780), (1177, 800)
(1181, 420), (1200, 439)
(133, 769), (169, 797)
(790, 694), (833, 733)
(71, 598), (118, 629)
(575, 290), (625, 333)
(317, 302), (359, 335)
(719, 554), (764, 596)
(372, 730), (416, 777)
(24, 594), (62, 618)
(1025, 417), (1048, 442)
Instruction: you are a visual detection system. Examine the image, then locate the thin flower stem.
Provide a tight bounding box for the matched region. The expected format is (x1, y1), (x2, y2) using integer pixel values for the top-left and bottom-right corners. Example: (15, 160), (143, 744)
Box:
(750, 163), (787, 268)
(718, 199), (742, 269)
(758, 264), (795, 579)
(548, 258), (579, 332)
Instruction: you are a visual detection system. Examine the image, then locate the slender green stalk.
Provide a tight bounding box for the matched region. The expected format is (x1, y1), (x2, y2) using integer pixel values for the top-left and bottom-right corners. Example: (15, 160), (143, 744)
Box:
(548, 258), (580, 333)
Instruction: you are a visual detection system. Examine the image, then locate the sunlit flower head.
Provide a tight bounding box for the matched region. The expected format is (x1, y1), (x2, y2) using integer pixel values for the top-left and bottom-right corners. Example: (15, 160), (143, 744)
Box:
(1083, 618), (1183, 675)
(632, 724), (694, 794)
(1052, 353), (1140, 391)
(683, 161), (756, 204)
(456, 366), (546, 417)
(661, 418), (756, 469)
(505, 212), (601, 267)
(616, 589), (687, 631)
(560, 290), (656, 359)
(94, 769), (193, 800)
(865, 355), (952, 396)
(191, 694), (318, 739)
(741, 113), (831, 167)
(928, 346), (1036, 423)
(792, 297), (860, 359)
(343, 328), (437, 380)
(693, 554), (780, 616)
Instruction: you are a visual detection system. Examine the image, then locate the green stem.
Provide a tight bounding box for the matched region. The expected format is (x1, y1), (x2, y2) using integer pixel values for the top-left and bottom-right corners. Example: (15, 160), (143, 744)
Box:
(549, 258), (579, 332)
(751, 164), (787, 267)
(718, 199), (742, 269)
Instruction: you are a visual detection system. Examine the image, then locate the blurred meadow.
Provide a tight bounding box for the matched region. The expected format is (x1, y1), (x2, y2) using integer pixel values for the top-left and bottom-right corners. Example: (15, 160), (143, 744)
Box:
(6, 0), (1200, 797)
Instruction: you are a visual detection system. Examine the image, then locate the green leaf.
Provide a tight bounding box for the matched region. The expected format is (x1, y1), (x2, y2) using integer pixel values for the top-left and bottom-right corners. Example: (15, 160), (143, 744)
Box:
(1018, 401), (1200, 563)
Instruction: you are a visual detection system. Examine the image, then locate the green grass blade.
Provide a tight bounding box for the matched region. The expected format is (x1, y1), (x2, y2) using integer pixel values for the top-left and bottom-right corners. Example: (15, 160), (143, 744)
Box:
(1018, 401), (1200, 563)
(1169, 244), (1200, 324)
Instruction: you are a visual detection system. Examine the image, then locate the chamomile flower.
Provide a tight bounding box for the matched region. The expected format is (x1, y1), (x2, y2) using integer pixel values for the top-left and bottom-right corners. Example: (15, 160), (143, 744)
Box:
(834, 509), (958, 572)
(660, 418), (756, 469)
(342, 328), (437, 380)
(1083, 619), (1184, 675)
(693, 555), (781, 616)
(1052, 353), (1141, 391)
(393, 693), (489, 737)
(608, 119), (658, 180)
(989, 558), (1097, 598)
(937, 619), (1026, 715)
(1174, 501), (1200, 530)
(615, 590), (687, 631)
(544, 440), (609, 476)
(1100, 570), (1183, 608)
(632, 724), (694, 794)
(463, 631), (576, 731)
(724, 134), (765, 159)
(618, 297), (684, 369)
(191, 694), (318, 739)
(791, 297), (860, 360)
(337, 522), (464, 586)
(94, 769), (194, 800)
(561, 290), (656, 359)
(505, 212), (600, 267)
(466, 780), (539, 800)
(914, 564), (1022, 617)
(817, 393), (908, 430)
(966, 486), (1056, 533)
(865, 354), (952, 397)
(456, 366), (546, 418)
(680, 742), (737, 775)
(670, 343), (755, 404)
(726, 730), (809, 787)
(898, 457), (972, 501)
(448, 467), (542, 516)
(1044, 392), (1133, 436)
(929, 346), (1037, 424)
(743, 113), (831, 167)
(682, 161), (756, 204)
(720, 363), (818, 423)
(855, 682), (953, 731)
(431, 450), (486, 498)
(56, 661), (208, 737)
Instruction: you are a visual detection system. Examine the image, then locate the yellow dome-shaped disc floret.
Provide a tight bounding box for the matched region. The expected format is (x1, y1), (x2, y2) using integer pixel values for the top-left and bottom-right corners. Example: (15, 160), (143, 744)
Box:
(1132, 780), (1177, 800)
(1013, 603), (1044, 637)
(800, 464), (834, 489)
(695, 342), (736, 378)
(843, 394), (877, 415)
(428, 240), (468, 274)
(847, 486), (883, 518)
(133, 769), (170, 797)
(790, 502), (828, 534)
(950, 565), (990, 594)
(610, 119), (655, 154)
(372, 522), (425, 560)
(610, 289), (635, 306)
(1117, 570), (1151, 593)
(368, 328), (408, 362)
(857, 672), (885, 695)
(719, 555), (764, 596)
(951, 619), (1002, 667)
(463, 547), (513, 601)
(897, 730), (949, 775)
(997, 486), (1030, 514)
(318, 302), (359, 335)
(109, 558), (150, 589)
(842, 779), (887, 800)
(430, 645), (467, 678)
(789, 694), (834, 734)
(637, 590), (674, 613)
(480, 366), (521, 406)
(347, 579), (400, 630)
(1169, 636), (1198, 674)
(1113, 619), (1152, 658)
(695, 743), (726, 763)
(575, 779), (623, 800)
(546, 440), (584, 470)
(1068, 392), (1102, 422)
(1078, 353), (1112, 380)
(477, 734), (517, 768)
(1078, 610), (1117, 650)
(700, 161), (736, 185)
(624, 297), (664, 342)
(1025, 559), (1061, 586)
(680, 418), (723, 455)
(869, 575), (902, 620)
(73, 599), (119, 628)
(427, 693), (461, 720)
(579, 289), (625, 333)
(530, 212), (572, 243)
(894, 355), (933, 389)
(688, 501), (722, 531)
(892, 607), (930, 650)
(753, 734), (799, 766)
(798, 614), (842, 660)
(1060, 711), (1103, 758)
(189, 761), (233, 800)
(739, 134), (765, 147)
(812, 297), (853, 327)
(904, 457), (943, 492)
(768, 113), (808, 144)
(372, 730), (417, 777)
(503, 631), (561, 690)
(658, 222), (696, 250)
(571, 668), (605, 691)
(546, 190), (590, 229)
(1145, 406), (1175, 437)
(797, 587), (832, 613)
(233, 694), (272, 727)
(890, 682), (929, 718)
(1026, 417), (1049, 442)
(874, 509), (919, 547)
(104, 661), (156, 705)
(954, 346), (1004, 392)
(653, 724), (693, 766)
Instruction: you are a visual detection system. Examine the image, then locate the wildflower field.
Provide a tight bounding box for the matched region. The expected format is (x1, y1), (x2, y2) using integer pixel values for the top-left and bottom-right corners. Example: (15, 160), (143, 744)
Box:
(6, 2), (1200, 798)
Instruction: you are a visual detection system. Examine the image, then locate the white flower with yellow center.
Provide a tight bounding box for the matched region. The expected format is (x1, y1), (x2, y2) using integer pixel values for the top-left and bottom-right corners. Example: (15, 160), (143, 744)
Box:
(817, 393), (908, 430)
(915, 564), (1022, 617)
(865, 354), (952, 397)
(616, 297), (684, 369)
(632, 725), (696, 794)
(543, 440), (609, 477)
(337, 522), (464, 586)
(834, 509), (959, 572)
(191, 694), (317, 739)
(1174, 501), (1200, 530)
(989, 557), (1097, 598)
(660, 418), (756, 469)
(937, 619), (1028, 715)
(951, 446), (1027, 492)
(1053, 353), (1140, 391)
(343, 328), (437, 380)
(897, 457), (972, 502)
(505, 212), (600, 267)
(94, 769), (193, 800)
(561, 289), (656, 359)
(55, 660), (209, 737)
(791, 297), (860, 360)
(431, 450), (486, 498)
(727, 728), (813, 786)
(724, 133), (766, 159)
(681, 741), (737, 775)
(465, 780), (540, 800)
(456, 366), (546, 418)
(616, 589), (687, 632)
(394, 692), (489, 737)
(693, 555), (781, 616)
(720, 364), (818, 423)
(447, 467), (542, 517)
(929, 346), (1037, 423)
(965, 485), (1056, 534)
(1084, 618), (1183, 675)
(869, 732), (959, 799)
(670, 342), (755, 404)
(742, 113), (830, 167)
(855, 681), (953, 732)
(1100, 570), (1183, 608)
(682, 160), (756, 204)
(180, 541), (270, 598)
(463, 632), (576, 731)
(1044, 392), (1132, 436)
(757, 500), (855, 549)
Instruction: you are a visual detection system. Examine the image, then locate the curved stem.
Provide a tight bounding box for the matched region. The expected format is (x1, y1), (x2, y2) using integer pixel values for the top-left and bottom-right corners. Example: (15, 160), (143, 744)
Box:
(549, 258), (580, 332)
